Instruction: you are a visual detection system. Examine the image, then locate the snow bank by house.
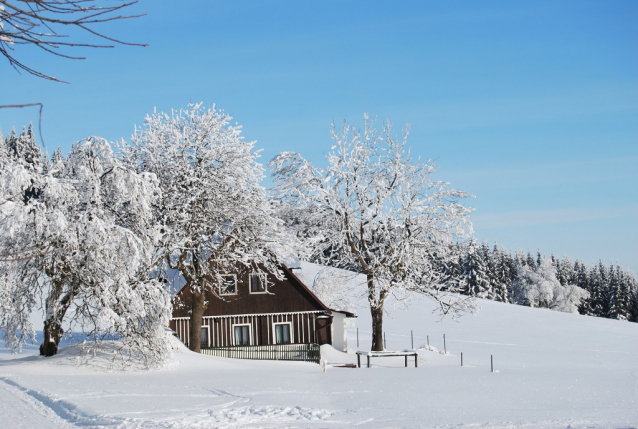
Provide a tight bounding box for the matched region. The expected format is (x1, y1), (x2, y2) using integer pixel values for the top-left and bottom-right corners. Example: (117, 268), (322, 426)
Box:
(0, 262), (636, 428)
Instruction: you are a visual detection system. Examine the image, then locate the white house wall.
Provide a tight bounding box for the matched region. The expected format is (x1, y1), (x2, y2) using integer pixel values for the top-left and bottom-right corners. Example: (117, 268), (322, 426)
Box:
(331, 312), (348, 352)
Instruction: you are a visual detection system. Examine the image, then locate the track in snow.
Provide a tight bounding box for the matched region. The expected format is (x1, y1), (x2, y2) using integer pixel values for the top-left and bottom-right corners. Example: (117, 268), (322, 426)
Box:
(0, 377), (78, 429)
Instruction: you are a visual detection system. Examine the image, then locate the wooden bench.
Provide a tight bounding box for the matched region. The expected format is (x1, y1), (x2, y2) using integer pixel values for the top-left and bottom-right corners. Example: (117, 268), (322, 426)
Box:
(356, 350), (419, 368)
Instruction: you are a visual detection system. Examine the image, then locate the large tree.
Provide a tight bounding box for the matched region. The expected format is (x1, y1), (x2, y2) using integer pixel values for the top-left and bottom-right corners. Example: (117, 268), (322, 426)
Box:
(122, 103), (290, 353)
(270, 115), (475, 351)
(0, 132), (169, 364)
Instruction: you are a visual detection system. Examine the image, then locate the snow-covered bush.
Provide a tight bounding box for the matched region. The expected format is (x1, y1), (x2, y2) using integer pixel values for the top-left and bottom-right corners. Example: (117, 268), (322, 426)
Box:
(511, 258), (589, 313)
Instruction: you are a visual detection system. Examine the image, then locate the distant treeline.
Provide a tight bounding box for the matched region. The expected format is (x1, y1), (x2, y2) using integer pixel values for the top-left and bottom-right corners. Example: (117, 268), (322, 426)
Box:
(448, 242), (638, 323)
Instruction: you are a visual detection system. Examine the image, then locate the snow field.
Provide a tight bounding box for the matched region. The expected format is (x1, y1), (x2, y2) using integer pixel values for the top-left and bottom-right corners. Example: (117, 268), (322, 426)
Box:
(0, 262), (636, 428)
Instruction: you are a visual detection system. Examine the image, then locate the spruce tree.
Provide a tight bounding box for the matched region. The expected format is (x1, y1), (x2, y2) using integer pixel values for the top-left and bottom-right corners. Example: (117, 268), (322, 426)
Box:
(574, 260), (592, 315)
(479, 242), (495, 299)
(566, 256), (576, 285)
(8, 125), (42, 170)
(0, 130), (8, 167)
(607, 266), (622, 320)
(629, 274), (638, 322)
(459, 241), (491, 298)
(490, 244), (511, 303)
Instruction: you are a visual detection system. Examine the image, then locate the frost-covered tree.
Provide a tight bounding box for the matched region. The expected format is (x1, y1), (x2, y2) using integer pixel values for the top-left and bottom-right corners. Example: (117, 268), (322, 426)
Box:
(309, 268), (356, 315)
(510, 258), (589, 313)
(122, 103), (290, 353)
(0, 135), (170, 364)
(270, 115), (474, 351)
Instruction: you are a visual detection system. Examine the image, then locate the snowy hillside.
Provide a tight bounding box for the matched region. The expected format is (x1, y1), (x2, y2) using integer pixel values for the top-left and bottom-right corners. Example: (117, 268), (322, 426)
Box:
(0, 262), (636, 428)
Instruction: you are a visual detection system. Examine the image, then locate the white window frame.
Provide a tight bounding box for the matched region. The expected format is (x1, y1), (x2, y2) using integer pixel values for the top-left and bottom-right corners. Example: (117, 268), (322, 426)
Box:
(272, 321), (293, 345)
(200, 325), (210, 348)
(219, 274), (238, 296)
(249, 273), (268, 294)
(232, 323), (252, 346)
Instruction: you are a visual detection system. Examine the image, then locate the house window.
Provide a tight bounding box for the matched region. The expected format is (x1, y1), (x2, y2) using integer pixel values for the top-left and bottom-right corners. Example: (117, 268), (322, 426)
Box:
(201, 326), (210, 348)
(274, 323), (291, 344)
(233, 324), (251, 346)
(220, 274), (237, 295)
(250, 274), (267, 293)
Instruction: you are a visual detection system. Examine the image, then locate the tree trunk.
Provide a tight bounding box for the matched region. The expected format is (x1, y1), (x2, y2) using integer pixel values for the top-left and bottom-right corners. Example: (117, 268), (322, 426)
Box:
(367, 273), (386, 351)
(188, 287), (206, 353)
(39, 280), (73, 357)
(370, 303), (384, 351)
(40, 318), (63, 357)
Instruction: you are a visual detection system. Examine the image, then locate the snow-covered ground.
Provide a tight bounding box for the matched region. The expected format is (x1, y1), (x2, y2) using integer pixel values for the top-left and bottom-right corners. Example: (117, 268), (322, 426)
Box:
(0, 262), (636, 428)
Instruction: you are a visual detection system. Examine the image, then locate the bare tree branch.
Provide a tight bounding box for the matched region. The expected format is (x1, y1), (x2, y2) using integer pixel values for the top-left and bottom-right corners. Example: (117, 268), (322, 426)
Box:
(0, 0), (147, 82)
(0, 103), (45, 147)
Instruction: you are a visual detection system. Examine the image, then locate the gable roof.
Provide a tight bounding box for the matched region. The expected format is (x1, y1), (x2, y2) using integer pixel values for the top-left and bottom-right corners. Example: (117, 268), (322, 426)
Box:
(172, 261), (356, 318)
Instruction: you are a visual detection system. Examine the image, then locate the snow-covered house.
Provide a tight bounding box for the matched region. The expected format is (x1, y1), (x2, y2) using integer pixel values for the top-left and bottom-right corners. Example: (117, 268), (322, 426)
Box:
(170, 263), (355, 352)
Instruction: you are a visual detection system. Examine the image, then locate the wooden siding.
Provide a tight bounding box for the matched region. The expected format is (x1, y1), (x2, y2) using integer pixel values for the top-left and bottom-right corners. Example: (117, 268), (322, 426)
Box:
(170, 311), (333, 348)
(172, 265), (329, 319)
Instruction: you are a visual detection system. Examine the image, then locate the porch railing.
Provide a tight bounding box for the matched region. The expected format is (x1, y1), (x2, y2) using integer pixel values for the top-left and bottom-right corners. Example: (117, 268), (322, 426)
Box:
(200, 343), (321, 364)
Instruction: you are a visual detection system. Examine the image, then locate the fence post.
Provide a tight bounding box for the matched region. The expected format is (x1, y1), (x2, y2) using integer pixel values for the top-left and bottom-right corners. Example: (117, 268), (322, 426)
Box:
(443, 334), (447, 354)
(427, 335), (429, 346)
(491, 355), (494, 372)
(461, 352), (463, 367)
(411, 330), (414, 349)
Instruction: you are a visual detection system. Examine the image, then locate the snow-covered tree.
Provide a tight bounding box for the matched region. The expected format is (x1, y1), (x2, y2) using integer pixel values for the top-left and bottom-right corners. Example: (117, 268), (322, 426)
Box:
(270, 115), (475, 351)
(630, 275), (638, 323)
(607, 265), (635, 321)
(588, 262), (611, 317)
(555, 256), (574, 287)
(489, 244), (512, 303)
(122, 103), (291, 353)
(573, 260), (592, 315)
(458, 241), (491, 298)
(0, 134), (170, 364)
(510, 258), (589, 313)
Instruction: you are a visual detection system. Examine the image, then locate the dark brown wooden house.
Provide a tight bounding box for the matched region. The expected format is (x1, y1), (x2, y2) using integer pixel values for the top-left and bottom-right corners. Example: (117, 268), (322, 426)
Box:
(170, 263), (355, 352)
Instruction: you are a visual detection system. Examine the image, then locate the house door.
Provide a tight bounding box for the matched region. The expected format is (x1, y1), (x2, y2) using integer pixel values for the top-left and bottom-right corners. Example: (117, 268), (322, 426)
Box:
(201, 326), (209, 349)
(315, 317), (332, 345)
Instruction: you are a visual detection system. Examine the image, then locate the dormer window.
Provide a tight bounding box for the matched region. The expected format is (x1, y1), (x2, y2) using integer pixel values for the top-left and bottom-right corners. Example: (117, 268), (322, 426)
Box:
(220, 274), (237, 295)
(250, 273), (267, 293)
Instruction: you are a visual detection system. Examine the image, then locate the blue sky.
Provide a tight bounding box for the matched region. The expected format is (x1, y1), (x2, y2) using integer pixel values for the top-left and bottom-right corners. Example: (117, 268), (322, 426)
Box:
(2, 1), (637, 272)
